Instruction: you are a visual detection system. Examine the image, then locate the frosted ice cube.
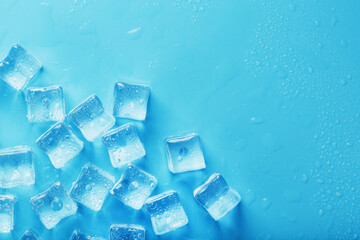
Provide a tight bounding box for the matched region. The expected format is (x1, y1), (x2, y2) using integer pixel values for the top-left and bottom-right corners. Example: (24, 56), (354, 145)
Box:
(19, 229), (41, 240)
(102, 123), (145, 168)
(0, 146), (35, 188)
(30, 182), (77, 229)
(144, 190), (188, 235)
(165, 133), (206, 173)
(193, 173), (241, 220)
(112, 82), (150, 121)
(0, 44), (41, 90)
(109, 224), (145, 240)
(70, 229), (106, 240)
(70, 163), (115, 211)
(0, 195), (16, 233)
(36, 122), (83, 168)
(111, 164), (157, 210)
(68, 95), (115, 142)
(26, 85), (65, 123)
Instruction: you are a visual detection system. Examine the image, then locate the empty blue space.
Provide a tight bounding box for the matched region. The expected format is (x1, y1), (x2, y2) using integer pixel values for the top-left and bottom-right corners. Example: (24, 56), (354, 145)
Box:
(0, 0), (359, 239)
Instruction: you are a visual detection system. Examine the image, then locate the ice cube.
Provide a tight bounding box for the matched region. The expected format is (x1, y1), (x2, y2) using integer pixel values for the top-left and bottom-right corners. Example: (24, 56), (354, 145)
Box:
(193, 173), (241, 220)
(70, 229), (106, 240)
(0, 195), (16, 233)
(102, 123), (145, 168)
(0, 44), (41, 90)
(144, 190), (188, 235)
(68, 95), (115, 141)
(165, 133), (206, 173)
(0, 146), (35, 188)
(36, 122), (83, 168)
(111, 164), (157, 210)
(70, 163), (115, 211)
(19, 229), (41, 240)
(30, 182), (77, 229)
(109, 224), (145, 240)
(26, 85), (65, 123)
(112, 82), (150, 121)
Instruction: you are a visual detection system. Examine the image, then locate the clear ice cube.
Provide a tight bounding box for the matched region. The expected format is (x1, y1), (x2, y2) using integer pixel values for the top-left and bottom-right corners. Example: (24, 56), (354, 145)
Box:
(71, 229), (106, 240)
(193, 173), (241, 220)
(0, 44), (41, 90)
(30, 182), (77, 229)
(165, 133), (206, 173)
(109, 224), (145, 240)
(144, 190), (188, 235)
(26, 85), (65, 123)
(102, 123), (145, 168)
(112, 82), (150, 121)
(36, 122), (83, 168)
(70, 163), (115, 211)
(0, 146), (35, 188)
(19, 229), (41, 240)
(68, 95), (115, 142)
(0, 195), (16, 233)
(111, 164), (157, 210)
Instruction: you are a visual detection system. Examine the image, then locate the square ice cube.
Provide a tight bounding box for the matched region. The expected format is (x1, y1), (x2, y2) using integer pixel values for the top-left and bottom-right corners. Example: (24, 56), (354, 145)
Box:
(165, 133), (206, 173)
(71, 229), (106, 240)
(0, 195), (16, 233)
(109, 224), (145, 240)
(111, 164), (157, 210)
(0, 146), (35, 188)
(144, 190), (188, 235)
(70, 163), (115, 211)
(26, 85), (65, 123)
(68, 95), (115, 142)
(193, 173), (241, 220)
(36, 122), (83, 168)
(112, 82), (150, 121)
(0, 44), (41, 90)
(19, 229), (41, 240)
(102, 123), (145, 168)
(30, 182), (77, 229)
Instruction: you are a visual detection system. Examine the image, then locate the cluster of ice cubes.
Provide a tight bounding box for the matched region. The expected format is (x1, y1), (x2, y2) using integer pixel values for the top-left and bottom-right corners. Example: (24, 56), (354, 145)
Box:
(0, 45), (241, 238)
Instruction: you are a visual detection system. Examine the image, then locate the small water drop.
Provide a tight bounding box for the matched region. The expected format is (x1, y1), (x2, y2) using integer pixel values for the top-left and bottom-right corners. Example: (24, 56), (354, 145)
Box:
(51, 197), (63, 211)
(178, 147), (188, 162)
(261, 198), (272, 210)
(85, 184), (92, 191)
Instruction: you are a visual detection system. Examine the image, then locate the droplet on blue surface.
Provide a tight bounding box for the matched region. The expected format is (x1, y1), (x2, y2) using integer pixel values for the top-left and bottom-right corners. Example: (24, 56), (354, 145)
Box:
(261, 197), (272, 210)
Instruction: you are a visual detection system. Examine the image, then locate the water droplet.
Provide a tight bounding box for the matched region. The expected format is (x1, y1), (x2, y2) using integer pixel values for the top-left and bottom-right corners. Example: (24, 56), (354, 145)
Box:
(178, 147), (188, 162)
(261, 197), (272, 210)
(51, 197), (63, 211)
(42, 97), (50, 107)
(318, 209), (324, 216)
(85, 184), (92, 191)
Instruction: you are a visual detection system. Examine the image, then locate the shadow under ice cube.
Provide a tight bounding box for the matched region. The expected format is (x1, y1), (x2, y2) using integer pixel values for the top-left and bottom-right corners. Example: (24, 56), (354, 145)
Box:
(193, 173), (241, 221)
(109, 224), (145, 240)
(69, 95), (115, 142)
(0, 146), (35, 188)
(144, 190), (188, 235)
(36, 122), (83, 168)
(102, 123), (145, 168)
(26, 85), (65, 123)
(111, 164), (157, 210)
(0, 45), (41, 90)
(0, 195), (16, 233)
(30, 182), (77, 229)
(112, 82), (150, 121)
(70, 163), (115, 211)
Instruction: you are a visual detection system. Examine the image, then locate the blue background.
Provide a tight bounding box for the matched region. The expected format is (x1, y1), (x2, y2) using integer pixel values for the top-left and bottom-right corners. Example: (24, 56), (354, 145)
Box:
(0, 0), (360, 239)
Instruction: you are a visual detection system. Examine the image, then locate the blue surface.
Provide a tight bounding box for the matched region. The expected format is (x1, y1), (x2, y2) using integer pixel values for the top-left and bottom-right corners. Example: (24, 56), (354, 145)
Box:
(0, 0), (360, 239)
